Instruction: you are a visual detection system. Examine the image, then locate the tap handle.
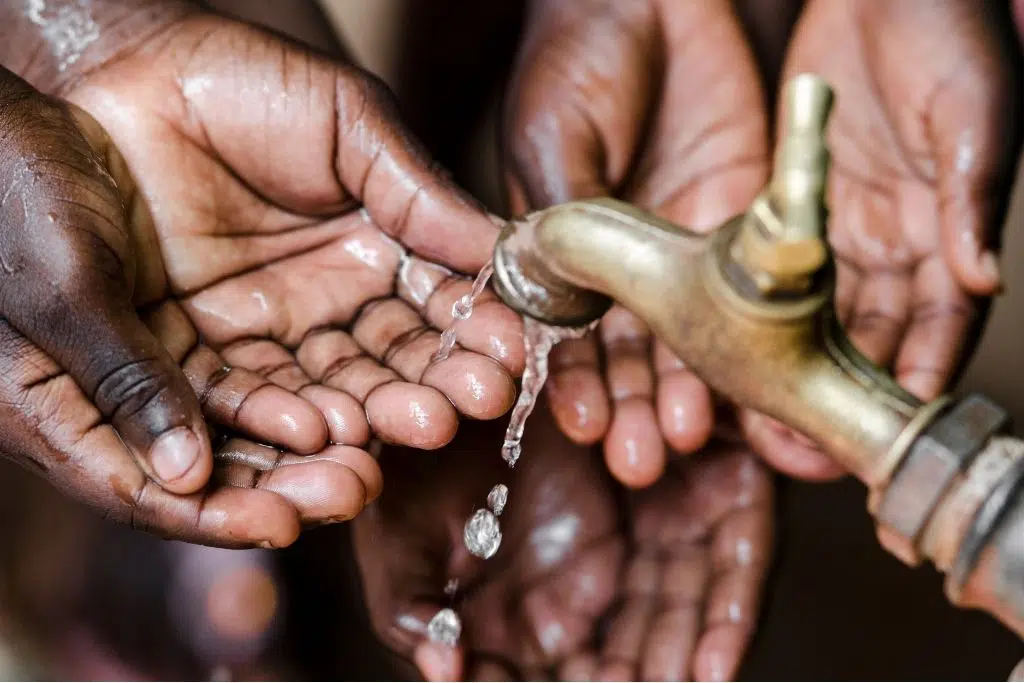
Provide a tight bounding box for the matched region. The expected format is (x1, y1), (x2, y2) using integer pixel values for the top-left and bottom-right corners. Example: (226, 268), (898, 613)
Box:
(771, 73), (835, 244)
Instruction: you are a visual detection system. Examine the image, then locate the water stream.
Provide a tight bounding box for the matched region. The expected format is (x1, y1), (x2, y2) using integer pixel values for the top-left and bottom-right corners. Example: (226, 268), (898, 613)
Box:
(500, 318), (593, 468)
(432, 262), (494, 364)
(424, 262), (597, 649)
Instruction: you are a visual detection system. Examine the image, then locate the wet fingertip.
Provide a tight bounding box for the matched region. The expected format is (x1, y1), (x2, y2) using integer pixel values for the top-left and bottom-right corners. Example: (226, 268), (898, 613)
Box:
(239, 393), (329, 456)
(328, 464), (369, 522)
(604, 399), (666, 489)
(334, 450), (384, 503)
(365, 384), (459, 450)
(414, 641), (462, 682)
(740, 411), (845, 482)
(422, 358), (516, 421)
(300, 385), (371, 446)
(546, 368), (611, 444)
(266, 460), (371, 524)
(897, 370), (945, 404)
(480, 311), (526, 376)
(657, 373), (714, 454)
(200, 486), (303, 549)
(547, 392), (608, 445)
(948, 224), (1000, 295)
(694, 625), (746, 682)
(259, 512), (301, 550)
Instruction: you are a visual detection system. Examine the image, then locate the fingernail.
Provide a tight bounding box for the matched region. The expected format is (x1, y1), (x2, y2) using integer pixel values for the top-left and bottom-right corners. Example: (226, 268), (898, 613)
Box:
(150, 428), (201, 482)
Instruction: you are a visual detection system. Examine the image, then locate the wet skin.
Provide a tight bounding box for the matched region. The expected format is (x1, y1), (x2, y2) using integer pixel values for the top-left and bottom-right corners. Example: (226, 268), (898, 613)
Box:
(354, 402), (773, 682)
(0, 5), (526, 547)
(505, 0), (1023, 483)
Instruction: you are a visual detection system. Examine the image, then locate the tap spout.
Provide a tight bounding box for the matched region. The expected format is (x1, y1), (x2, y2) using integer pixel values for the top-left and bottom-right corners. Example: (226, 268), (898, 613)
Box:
(491, 197), (920, 485)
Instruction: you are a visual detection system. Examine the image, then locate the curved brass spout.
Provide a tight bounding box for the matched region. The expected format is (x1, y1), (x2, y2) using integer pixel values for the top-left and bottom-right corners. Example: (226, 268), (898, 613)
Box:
(492, 74), (1024, 639)
(493, 198), (919, 481)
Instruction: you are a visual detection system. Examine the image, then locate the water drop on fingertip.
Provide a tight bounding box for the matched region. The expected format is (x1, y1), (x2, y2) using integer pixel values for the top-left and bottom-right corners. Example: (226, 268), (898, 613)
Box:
(426, 608), (461, 647)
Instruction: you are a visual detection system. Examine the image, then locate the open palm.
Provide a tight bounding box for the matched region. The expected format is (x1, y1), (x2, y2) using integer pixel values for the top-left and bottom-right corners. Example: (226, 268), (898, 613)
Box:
(353, 402), (773, 681)
(20, 9), (528, 545)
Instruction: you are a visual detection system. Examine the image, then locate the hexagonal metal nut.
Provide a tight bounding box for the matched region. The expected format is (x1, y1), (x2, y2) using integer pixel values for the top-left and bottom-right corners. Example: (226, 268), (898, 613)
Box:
(876, 394), (1010, 565)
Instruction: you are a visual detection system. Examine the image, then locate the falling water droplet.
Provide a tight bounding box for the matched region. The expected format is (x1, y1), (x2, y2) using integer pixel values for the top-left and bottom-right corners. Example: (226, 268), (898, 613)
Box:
(452, 295), (473, 320)
(487, 484), (509, 516)
(501, 440), (522, 468)
(464, 509), (502, 559)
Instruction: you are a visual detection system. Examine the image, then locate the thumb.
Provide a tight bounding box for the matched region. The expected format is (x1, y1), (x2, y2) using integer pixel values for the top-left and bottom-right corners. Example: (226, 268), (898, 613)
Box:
(66, 294), (212, 495)
(503, 0), (659, 210)
(0, 78), (212, 494)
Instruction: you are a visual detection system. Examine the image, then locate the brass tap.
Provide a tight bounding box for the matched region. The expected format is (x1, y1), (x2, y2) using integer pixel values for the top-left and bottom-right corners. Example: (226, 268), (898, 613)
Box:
(491, 74), (1024, 640)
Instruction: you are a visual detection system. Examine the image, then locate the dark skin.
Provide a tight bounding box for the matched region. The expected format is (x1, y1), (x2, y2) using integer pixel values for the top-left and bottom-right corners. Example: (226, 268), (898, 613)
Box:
(0, 2), (526, 547)
(354, 403), (773, 682)
(505, 0), (1022, 482)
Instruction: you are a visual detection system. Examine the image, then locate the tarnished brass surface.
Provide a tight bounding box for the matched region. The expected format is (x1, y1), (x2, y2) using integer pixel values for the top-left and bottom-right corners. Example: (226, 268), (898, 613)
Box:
(491, 73), (1024, 639)
(492, 197), (922, 482)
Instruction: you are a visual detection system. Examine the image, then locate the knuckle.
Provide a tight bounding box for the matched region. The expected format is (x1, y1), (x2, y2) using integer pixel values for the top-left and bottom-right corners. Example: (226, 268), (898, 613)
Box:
(351, 69), (395, 110)
(93, 358), (176, 422)
(337, 67), (399, 133)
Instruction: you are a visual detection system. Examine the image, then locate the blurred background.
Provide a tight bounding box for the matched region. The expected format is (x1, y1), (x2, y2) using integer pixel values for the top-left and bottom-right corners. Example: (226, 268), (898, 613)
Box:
(0, 0), (1022, 679)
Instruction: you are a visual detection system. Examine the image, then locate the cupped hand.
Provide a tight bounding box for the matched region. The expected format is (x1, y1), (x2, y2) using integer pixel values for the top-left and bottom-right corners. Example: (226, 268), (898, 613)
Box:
(0, 6), (528, 546)
(0, 64), (390, 547)
(352, 402), (774, 681)
(504, 0), (840, 485)
(557, 442), (773, 682)
(353, 406), (622, 681)
(59, 8), (525, 453)
(744, 0), (1023, 469)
